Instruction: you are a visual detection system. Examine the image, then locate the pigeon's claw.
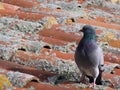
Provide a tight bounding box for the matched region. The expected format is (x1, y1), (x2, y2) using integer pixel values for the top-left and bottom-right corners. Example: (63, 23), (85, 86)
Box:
(89, 83), (96, 88)
(89, 78), (96, 88)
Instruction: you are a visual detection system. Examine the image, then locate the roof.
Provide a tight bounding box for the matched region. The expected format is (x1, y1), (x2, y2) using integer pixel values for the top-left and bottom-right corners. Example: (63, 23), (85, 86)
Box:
(0, 0), (120, 89)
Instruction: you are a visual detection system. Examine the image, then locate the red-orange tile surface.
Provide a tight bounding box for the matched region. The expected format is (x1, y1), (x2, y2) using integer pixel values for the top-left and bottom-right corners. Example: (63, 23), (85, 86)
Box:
(0, 0), (120, 89)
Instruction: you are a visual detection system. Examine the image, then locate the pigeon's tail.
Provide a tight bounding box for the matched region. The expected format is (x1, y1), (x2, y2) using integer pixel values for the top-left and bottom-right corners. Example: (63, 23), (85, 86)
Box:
(87, 70), (102, 85)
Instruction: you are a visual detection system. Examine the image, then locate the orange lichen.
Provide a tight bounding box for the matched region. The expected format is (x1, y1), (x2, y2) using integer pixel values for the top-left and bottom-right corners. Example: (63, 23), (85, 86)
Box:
(109, 39), (120, 48)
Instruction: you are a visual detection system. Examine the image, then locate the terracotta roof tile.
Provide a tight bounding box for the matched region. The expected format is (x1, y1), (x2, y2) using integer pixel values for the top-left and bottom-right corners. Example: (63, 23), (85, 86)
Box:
(0, 0), (40, 8)
(0, 0), (120, 89)
(77, 18), (120, 30)
(38, 27), (80, 43)
(0, 2), (20, 11)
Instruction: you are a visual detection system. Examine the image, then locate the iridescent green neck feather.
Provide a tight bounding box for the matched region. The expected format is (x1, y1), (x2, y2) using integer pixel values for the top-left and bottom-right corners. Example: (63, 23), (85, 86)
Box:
(83, 33), (96, 41)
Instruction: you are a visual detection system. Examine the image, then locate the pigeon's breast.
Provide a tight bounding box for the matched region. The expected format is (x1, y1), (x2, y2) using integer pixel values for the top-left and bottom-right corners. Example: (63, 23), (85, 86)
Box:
(75, 40), (99, 68)
(84, 40), (98, 52)
(75, 48), (94, 68)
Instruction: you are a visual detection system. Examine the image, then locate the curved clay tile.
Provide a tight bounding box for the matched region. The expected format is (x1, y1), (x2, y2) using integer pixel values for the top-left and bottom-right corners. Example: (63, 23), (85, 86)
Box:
(6, 71), (40, 88)
(38, 28), (80, 43)
(25, 82), (115, 90)
(77, 18), (120, 30)
(104, 52), (120, 64)
(41, 48), (74, 60)
(0, 67), (40, 88)
(39, 35), (68, 46)
(0, 10), (51, 21)
(0, 0), (120, 90)
(114, 68), (120, 76)
(0, 0), (40, 8)
(25, 82), (77, 90)
(103, 73), (120, 89)
(0, 59), (56, 81)
(0, 2), (20, 11)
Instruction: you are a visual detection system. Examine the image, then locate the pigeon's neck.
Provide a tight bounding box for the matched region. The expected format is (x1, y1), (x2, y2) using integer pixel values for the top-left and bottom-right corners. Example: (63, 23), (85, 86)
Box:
(83, 33), (96, 41)
(77, 33), (97, 50)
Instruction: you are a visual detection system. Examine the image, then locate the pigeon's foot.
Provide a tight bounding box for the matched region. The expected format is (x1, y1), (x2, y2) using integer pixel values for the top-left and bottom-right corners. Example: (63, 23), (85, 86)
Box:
(89, 83), (96, 88)
(80, 74), (86, 83)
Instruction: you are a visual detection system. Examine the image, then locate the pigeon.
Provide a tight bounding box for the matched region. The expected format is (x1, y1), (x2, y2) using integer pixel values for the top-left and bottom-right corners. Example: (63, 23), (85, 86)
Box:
(75, 25), (104, 87)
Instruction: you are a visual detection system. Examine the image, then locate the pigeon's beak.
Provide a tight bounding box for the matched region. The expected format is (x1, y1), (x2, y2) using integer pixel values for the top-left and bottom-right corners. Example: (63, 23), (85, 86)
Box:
(96, 35), (98, 38)
(79, 29), (83, 32)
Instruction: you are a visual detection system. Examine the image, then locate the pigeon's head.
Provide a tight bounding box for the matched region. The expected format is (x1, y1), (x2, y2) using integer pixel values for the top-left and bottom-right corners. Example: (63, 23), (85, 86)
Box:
(80, 25), (96, 35)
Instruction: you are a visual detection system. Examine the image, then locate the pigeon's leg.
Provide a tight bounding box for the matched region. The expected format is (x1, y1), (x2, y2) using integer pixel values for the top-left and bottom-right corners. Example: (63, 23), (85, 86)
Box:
(89, 78), (96, 87)
(80, 74), (86, 83)
(93, 78), (96, 87)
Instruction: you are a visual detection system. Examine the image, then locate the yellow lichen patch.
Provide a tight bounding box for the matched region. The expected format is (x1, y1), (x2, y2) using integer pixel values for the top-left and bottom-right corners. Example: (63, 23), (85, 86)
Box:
(66, 18), (73, 24)
(0, 3), (4, 10)
(102, 32), (115, 42)
(111, 0), (119, 4)
(0, 74), (12, 89)
(44, 16), (58, 29)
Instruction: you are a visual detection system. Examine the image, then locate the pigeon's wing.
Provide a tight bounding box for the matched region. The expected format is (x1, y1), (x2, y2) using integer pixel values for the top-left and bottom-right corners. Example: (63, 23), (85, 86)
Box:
(98, 46), (104, 64)
(84, 45), (104, 68)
